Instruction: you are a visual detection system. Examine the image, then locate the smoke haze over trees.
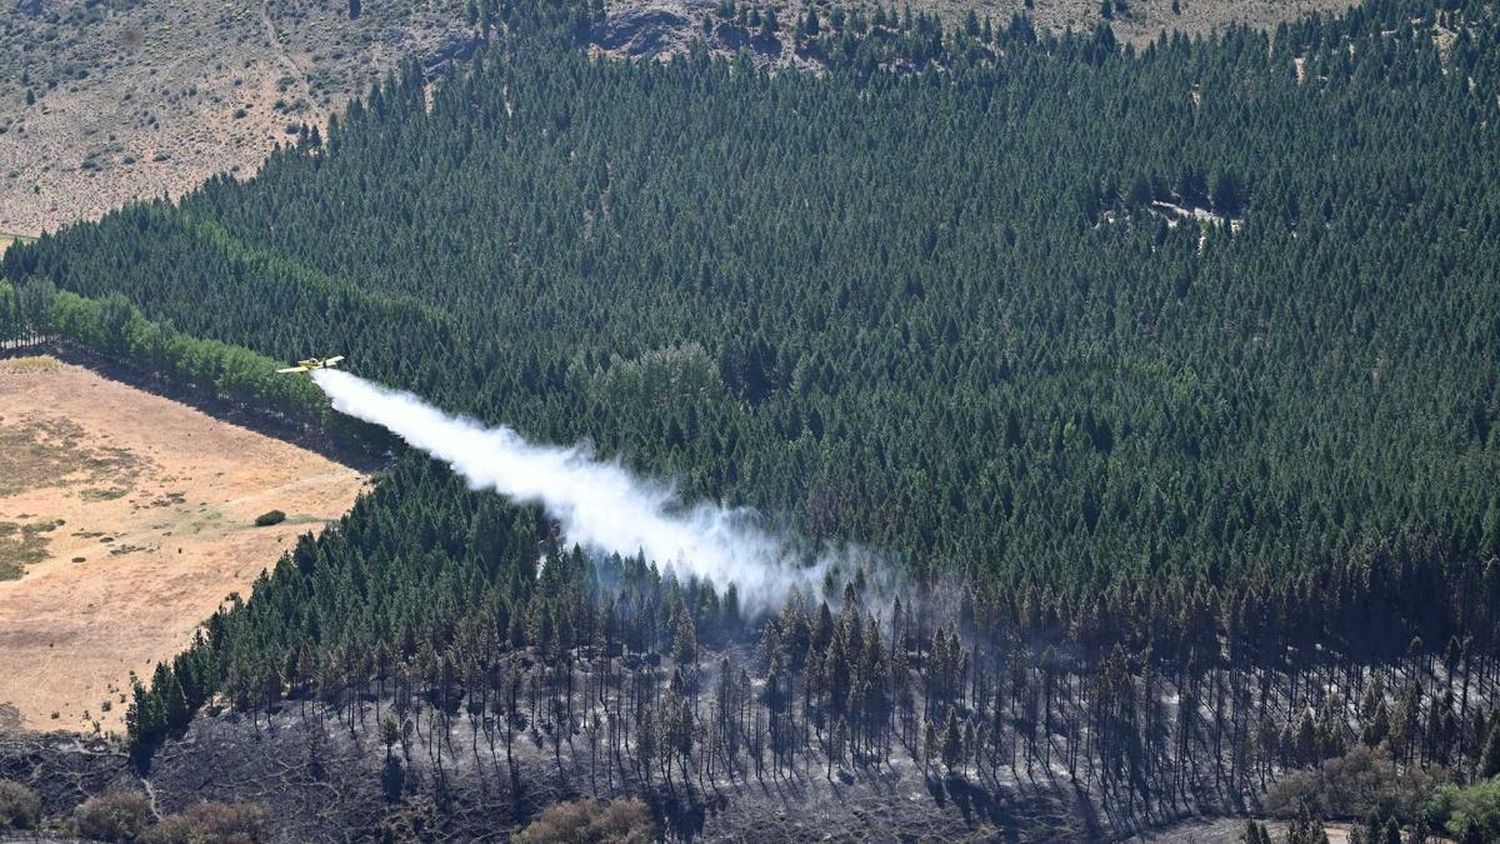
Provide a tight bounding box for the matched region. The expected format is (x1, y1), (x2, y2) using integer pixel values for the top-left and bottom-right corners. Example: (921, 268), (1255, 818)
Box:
(10, 0), (1500, 617)
(311, 367), (845, 611)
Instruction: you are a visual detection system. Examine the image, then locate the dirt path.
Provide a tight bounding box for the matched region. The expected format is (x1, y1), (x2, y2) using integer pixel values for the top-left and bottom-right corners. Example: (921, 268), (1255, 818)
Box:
(258, 0), (316, 112)
(0, 356), (367, 734)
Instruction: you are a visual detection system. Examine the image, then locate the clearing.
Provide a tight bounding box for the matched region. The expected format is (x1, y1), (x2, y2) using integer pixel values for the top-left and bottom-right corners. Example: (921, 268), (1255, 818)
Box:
(0, 356), (366, 733)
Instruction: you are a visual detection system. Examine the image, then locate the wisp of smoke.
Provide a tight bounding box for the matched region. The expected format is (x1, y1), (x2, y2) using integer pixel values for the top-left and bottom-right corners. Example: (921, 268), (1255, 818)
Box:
(312, 369), (841, 613)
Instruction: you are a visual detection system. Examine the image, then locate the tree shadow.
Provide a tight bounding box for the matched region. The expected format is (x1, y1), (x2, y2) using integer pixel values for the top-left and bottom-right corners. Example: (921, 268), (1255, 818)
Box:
(652, 786), (710, 842)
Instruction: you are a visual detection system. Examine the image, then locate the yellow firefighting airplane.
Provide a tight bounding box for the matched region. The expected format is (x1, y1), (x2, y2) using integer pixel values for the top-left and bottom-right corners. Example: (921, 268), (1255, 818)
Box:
(276, 355), (345, 374)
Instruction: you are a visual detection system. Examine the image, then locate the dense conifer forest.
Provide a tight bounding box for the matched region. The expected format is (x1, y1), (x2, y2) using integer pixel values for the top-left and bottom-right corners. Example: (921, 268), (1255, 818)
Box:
(5, 0), (1500, 838)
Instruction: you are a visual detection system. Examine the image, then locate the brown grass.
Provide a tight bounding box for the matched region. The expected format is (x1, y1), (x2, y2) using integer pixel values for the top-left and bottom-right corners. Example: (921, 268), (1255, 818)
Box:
(0, 357), (366, 733)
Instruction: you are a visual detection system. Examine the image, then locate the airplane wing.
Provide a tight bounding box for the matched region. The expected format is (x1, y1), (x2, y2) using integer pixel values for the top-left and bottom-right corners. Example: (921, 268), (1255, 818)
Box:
(277, 366), (309, 373)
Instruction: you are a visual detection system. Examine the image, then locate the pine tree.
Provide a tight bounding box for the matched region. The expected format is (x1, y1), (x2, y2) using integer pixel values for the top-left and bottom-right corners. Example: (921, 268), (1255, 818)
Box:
(1287, 802), (1327, 844)
(1480, 721), (1500, 780)
(942, 709), (963, 775)
(1361, 698), (1390, 748)
(760, 6), (779, 37)
(672, 607), (698, 668)
(153, 662), (190, 732)
(125, 672), (163, 757)
(923, 720), (938, 774)
(829, 717), (847, 779)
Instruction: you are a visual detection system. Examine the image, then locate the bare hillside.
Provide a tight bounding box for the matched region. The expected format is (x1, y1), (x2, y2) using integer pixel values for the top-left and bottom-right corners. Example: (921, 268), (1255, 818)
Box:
(0, 0), (476, 236)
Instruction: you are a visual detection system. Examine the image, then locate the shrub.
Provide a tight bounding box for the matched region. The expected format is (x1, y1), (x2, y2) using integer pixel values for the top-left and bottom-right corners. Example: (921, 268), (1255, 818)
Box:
(514, 798), (656, 844)
(145, 801), (270, 844)
(74, 791), (151, 842)
(0, 780), (41, 829)
(1428, 776), (1500, 843)
(1266, 745), (1445, 825)
(253, 510), (286, 527)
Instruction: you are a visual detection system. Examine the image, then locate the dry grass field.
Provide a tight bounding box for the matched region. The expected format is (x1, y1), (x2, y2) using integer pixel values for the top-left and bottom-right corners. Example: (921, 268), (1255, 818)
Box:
(0, 356), (367, 733)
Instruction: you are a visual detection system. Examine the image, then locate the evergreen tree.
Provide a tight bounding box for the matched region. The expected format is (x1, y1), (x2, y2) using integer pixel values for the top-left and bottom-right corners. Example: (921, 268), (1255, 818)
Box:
(1480, 721), (1500, 780)
(941, 709), (963, 774)
(673, 606), (698, 668)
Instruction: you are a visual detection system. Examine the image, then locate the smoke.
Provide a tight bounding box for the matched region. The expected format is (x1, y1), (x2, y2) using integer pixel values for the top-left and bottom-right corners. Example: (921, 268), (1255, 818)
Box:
(312, 369), (847, 613)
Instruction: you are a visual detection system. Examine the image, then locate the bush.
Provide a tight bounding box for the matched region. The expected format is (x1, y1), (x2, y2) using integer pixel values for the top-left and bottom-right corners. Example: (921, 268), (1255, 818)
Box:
(145, 801), (270, 843)
(1428, 776), (1500, 843)
(514, 798), (656, 844)
(74, 791), (151, 842)
(0, 780), (41, 829)
(253, 510), (286, 527)
(1266, 745), (1446, 825)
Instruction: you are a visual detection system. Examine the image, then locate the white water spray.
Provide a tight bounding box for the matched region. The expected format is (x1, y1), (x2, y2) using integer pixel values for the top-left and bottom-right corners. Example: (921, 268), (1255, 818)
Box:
(312, 369), (839, 611)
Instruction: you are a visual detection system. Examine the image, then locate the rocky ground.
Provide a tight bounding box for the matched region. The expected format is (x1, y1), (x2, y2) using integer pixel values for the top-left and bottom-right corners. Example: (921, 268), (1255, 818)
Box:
(592, 0), (1356, 64)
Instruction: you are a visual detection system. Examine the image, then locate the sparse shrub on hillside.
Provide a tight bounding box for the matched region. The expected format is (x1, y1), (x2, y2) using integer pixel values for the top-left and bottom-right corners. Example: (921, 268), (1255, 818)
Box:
(0, 780), (41, 829)
(514, 798), (656, 844)
(254, 509), (286, 527)
(74, 790), (152, 842)
(145, 801), (270, 844)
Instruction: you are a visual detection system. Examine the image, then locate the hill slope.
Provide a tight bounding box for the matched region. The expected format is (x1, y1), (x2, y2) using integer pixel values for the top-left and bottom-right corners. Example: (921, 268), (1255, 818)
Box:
(0, 0), (1354, 237)
(0, 0), (474, 236)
